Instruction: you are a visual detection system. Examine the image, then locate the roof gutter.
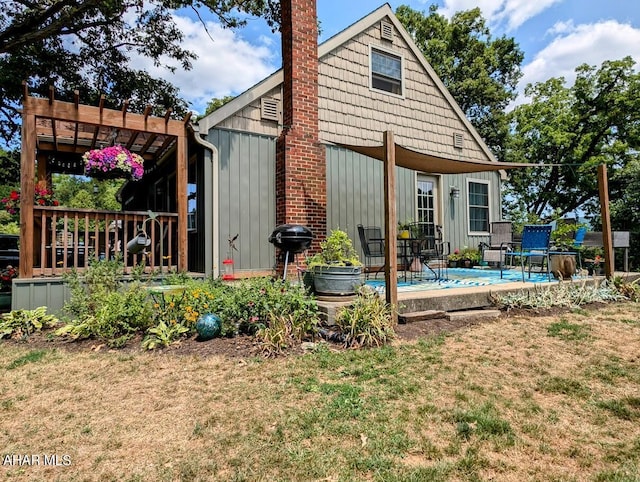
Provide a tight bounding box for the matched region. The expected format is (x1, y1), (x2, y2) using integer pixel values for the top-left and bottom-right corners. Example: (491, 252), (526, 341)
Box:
(191, 125), (220, 278)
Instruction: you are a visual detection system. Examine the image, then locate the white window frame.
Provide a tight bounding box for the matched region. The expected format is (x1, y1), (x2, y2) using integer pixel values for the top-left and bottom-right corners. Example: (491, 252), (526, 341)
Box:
(369, 44), (404, 98)
(416, 174), (440, 226)
(466, 178), (491, 235)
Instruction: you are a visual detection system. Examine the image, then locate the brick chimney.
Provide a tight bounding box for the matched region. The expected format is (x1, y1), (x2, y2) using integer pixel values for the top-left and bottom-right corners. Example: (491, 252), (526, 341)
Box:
(276, 0), (326, 255)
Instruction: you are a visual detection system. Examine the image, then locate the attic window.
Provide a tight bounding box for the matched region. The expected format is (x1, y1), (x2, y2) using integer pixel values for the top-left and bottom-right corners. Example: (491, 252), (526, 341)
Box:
(370, 47), (403, 96)
(381, 21), (394, 42)
(453, 132), (464, 149)
(261, 98), (280, 122)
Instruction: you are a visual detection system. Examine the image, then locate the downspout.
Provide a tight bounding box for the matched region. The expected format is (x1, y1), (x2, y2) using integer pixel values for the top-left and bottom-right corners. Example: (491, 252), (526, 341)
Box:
(192, 128), (220, 278)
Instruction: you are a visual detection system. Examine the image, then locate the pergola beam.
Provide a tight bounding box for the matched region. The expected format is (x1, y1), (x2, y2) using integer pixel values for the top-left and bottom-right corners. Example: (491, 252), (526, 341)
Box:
(23, 97), (185, 136)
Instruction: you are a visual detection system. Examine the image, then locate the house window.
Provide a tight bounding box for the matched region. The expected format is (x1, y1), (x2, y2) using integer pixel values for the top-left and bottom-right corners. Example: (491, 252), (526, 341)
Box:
(371, 47), (403, 95)
(467, 180), (490, 233)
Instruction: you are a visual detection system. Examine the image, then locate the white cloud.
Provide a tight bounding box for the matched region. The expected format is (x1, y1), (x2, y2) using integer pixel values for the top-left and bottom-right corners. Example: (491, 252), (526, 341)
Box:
(436, 0), (561, 31)
(135, 14), (278, 115)
(547, 19), (575, 36)
(520, 20), (640, 93)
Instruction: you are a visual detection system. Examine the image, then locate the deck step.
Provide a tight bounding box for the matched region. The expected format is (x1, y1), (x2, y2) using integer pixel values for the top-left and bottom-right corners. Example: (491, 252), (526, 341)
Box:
(446, 309), (501, 321)
(399, 310), (446, 324)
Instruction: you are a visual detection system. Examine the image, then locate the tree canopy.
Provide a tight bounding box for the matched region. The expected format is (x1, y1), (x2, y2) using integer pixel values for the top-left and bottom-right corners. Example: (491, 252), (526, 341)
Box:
(395, 4), (524, 161)
(504, 56), (640, 220)
(0, 0), (280, 147)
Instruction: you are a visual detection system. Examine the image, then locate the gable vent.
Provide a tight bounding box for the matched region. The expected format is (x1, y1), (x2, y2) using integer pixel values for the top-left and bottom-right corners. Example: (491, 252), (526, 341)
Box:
(453, 132), (464, 149)
(261, 98), (280, 122)
(381, 21), (394, 42)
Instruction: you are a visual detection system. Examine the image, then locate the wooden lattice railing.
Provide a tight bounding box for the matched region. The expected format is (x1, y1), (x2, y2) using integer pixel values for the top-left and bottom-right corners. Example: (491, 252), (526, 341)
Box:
(30, 206), (178, 276)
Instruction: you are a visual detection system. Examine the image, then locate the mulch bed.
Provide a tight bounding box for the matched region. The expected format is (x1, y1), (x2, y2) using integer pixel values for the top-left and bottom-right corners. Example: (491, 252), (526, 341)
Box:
(1, 303), (612, 359)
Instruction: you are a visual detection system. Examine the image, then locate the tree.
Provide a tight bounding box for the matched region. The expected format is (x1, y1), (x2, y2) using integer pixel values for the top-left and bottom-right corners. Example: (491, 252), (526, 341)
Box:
(0, 148), (20, 187)
(200, 95), (236, 120)
(0, 0), (280, 146)
(395, 5), (524, 161)
(610, 159), (640, 269)
(504, 57), (640, 220)
(53, 175), (123, 212)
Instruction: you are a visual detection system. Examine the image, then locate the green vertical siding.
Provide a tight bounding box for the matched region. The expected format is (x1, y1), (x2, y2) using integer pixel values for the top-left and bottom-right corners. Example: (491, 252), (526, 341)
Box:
(205, 135), (500, 271)
(326, 145), (415, 260)
(208, 129), (276, 271)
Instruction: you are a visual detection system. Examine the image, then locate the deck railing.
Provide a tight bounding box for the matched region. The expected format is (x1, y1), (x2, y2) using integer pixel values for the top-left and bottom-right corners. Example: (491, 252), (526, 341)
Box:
(30, 206), (178, 276)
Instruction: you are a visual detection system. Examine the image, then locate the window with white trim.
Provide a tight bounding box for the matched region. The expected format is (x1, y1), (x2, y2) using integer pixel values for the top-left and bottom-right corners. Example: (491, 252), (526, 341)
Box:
(467, 180), (490, 233)
(371, 47), (403, 95)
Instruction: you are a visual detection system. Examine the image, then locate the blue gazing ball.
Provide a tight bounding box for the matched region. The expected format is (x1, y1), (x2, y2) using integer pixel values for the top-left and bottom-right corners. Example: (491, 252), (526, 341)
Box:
(196, 313), (222, 340)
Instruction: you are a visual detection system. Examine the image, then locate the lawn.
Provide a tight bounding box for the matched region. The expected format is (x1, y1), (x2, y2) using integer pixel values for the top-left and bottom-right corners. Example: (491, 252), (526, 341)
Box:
(1, 303), (640, 481)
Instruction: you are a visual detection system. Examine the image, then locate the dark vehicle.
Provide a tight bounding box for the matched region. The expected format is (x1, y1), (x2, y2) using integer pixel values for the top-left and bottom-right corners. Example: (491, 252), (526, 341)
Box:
(0, 234), (19, 269)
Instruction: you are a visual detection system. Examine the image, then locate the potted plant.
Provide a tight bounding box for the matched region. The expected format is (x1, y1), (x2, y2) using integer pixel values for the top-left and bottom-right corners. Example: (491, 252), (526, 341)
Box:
(448, 249), (462, 268)
(459, 247), (482, 268)
(307, 229), (363, 296)
(83, 145), (144, 181)
(397, 221), (412, 239)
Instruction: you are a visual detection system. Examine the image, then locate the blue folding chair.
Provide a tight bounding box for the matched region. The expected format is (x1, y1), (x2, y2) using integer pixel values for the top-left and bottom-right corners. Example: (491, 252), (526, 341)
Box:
(572, 226), (587, 270)
(503, 224), (553, 282)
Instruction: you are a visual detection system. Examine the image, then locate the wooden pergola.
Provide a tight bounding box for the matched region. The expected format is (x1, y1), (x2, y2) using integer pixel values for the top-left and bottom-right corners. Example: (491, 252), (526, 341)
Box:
(19, 83), (192, 278)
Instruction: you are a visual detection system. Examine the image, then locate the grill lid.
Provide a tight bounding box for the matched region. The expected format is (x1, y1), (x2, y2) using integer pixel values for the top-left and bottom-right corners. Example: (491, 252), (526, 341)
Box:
(268, 224), (313, 253)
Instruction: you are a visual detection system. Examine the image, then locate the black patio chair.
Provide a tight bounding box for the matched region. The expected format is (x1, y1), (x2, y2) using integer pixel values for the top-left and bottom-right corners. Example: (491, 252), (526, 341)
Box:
(357, 224), (385, 279)
(407, 222), (448, 281)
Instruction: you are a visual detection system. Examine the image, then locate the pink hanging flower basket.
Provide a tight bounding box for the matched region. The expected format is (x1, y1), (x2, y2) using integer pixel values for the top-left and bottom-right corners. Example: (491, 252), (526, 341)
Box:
(83, 145), (144, 181)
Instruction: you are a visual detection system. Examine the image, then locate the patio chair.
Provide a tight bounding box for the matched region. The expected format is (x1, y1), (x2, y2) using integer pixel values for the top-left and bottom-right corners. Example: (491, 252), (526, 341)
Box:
(504, 224), (553, 282)
(407, 222), (448, 280)
(572, 226), (587, 270)
(357, 224), (385, 279)
(481, 221), (513, 267)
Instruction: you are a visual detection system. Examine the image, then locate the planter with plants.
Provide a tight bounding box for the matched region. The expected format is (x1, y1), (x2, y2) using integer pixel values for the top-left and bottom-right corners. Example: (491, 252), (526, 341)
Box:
(397, 220), (412, 239)
(447, 249), (462, 268)
(307, 229), (363, 296)
(453, 247), (482, 268)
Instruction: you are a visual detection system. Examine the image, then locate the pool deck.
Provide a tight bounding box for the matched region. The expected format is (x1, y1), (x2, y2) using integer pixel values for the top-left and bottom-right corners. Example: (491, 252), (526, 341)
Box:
(316, 269), (640, 324)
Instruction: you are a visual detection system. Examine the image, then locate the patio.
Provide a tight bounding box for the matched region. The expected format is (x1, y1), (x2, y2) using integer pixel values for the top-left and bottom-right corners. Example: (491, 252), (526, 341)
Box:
(366, 266), (555, 295)
(314, 264), (635, 325)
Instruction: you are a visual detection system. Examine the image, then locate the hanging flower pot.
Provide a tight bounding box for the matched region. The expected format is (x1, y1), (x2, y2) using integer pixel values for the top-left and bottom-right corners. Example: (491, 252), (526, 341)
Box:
(83, 145), (144, 181)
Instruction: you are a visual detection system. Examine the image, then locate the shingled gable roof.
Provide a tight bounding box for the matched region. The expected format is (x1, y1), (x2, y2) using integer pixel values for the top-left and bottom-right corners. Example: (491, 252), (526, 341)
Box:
(197, 2), (497, 163)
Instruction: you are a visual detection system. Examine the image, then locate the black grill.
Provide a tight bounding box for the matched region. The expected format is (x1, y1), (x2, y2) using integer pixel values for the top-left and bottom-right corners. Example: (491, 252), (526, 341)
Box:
(268, 224), (313, 254)
(269, 225), (313, 280)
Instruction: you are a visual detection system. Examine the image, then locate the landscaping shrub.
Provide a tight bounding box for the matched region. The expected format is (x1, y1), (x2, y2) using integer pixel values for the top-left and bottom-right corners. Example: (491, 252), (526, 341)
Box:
(145, 277), (319, 352)
(57, 259), (154, 347)
(334, 287), (396, 348)
(0, 306), (58, 340)
(492, 280), (627, 310)
(55, 260), (320, 353)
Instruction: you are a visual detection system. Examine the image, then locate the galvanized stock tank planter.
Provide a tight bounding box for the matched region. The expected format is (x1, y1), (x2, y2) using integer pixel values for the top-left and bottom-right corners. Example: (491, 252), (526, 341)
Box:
(307, 229), (363, 296)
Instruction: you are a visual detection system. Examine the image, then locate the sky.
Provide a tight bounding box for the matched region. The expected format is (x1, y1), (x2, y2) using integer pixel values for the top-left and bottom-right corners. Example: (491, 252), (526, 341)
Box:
(142, 0), (640, 115)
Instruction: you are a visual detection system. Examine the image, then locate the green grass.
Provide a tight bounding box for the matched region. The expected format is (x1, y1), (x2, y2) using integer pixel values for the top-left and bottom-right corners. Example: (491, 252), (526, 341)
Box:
(5, 349), (51, 369)
(1, 306), (640, 481)
(547, 318), (591, 341)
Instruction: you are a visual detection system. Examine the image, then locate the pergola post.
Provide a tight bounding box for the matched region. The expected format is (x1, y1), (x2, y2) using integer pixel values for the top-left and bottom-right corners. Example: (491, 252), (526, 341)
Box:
(176, 133), (188, 272)
(383, 130), (398, 322)
(598, 164), (614, 279)
(19, 112), (36, 278)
